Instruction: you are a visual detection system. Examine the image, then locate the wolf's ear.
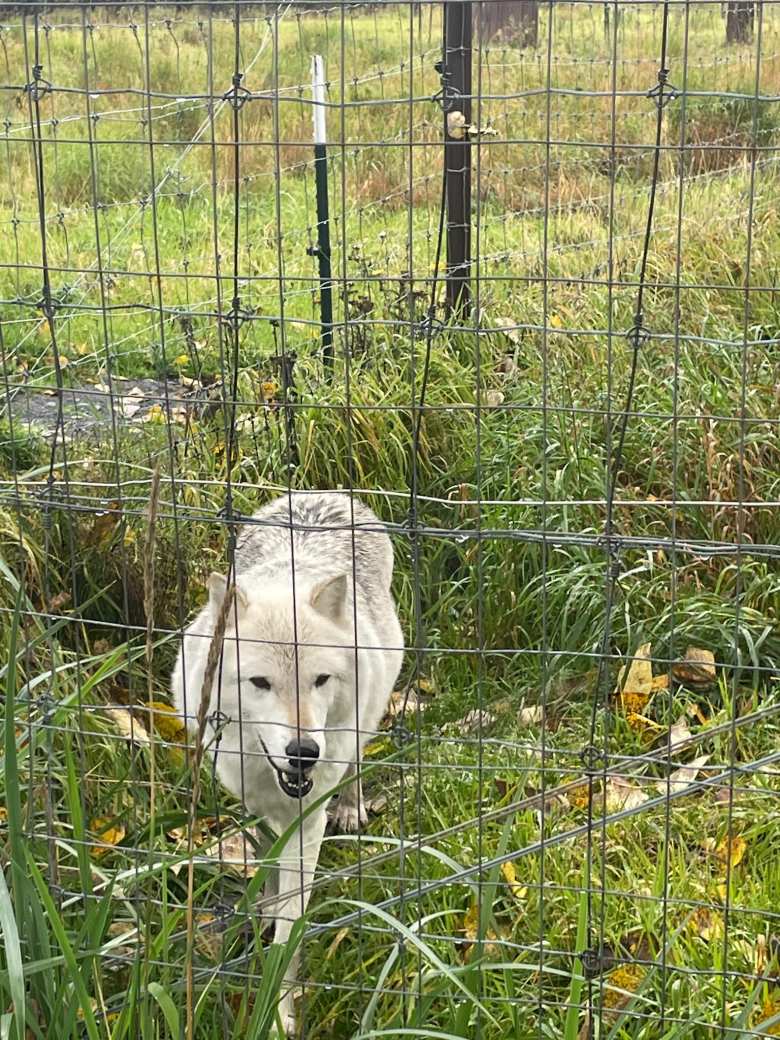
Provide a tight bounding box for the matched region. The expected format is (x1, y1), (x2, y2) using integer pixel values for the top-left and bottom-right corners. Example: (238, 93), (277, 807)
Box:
(207, 572), (248, 612)
(309, 573), (347, 623)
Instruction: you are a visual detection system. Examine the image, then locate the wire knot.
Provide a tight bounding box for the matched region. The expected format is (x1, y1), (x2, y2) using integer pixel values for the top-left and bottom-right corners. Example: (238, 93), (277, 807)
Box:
(224, 73), (251, 110)
(647, 67), (678, 109)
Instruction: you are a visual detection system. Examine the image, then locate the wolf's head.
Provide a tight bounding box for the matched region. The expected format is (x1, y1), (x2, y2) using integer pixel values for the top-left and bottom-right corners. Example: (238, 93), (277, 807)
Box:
(208, 571), (355, 799)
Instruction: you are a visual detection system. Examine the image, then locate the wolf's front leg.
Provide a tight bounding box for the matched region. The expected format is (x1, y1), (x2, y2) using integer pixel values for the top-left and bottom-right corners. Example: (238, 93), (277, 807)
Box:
(271, 808), (327, 1037)
(329, 759), (367, 833)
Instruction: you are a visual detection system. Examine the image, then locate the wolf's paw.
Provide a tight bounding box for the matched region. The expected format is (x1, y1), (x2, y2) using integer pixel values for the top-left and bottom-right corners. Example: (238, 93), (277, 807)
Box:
(329, 800), (368, 833)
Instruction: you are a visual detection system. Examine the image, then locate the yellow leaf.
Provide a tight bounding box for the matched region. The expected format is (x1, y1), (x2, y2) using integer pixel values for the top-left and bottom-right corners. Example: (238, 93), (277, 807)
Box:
(603, 964), (645, 1011)
(90, 817), (125, 858)
(145, 701), (186, 743)
(567, 783), (592, 809)
(716, 835), (747, 868)
(501, 861), (528, 902)
(626, 712), (665, 737)
(174, 354), (189, 366)
(549, 313), (563, 328)
(758, 995), (780, 1036)
(691, 907), (723, 942)
(460, 903), (500, 961)
(650, 673), (670, 692)
(143, 404), (165, 424)
(261, 380), (278, 399)
(463, 903), (479, 942)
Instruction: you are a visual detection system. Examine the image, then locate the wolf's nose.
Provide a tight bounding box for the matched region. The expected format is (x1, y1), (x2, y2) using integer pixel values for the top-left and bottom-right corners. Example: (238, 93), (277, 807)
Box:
(285, 737), (320, 772)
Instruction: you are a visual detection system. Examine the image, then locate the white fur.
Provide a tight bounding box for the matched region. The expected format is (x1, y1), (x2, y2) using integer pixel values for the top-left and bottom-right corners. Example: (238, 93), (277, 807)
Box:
(171, 492), (404, 1035)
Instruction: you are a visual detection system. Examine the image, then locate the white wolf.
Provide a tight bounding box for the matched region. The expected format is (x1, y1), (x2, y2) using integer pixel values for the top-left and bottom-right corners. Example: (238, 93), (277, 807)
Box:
(171, 491), (404, 1035)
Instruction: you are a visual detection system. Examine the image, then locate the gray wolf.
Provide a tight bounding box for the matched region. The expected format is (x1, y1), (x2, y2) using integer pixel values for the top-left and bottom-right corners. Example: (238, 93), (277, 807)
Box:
(171, 491), (404, 1035)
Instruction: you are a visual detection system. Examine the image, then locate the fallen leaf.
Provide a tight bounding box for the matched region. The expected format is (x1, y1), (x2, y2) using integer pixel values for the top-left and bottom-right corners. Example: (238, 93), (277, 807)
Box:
(453, 709), (497, 733)
(493, 316), (522, 345)
(627, 712), (665, 737)
(691, 907), (723, 942)
(90, 817), (126, 858)
(668, 716), (693, 749)
(89, 502), (121, 548)
(143, 404), (165, 424)
(616, 643), (654, 714)
(174, 354), (189, 366)
(144, 701), (186, 743)
(261, 379), (278, 399)
(484, 389), (504, 408)
(202, 831), (259, 878)
(194, 913), (222, 960)
(549, 313), (563, 328)
(494, 777), (514, 799)
(365, 793), (387, 816)
(501, 860), (527, 902)
(118, 386), (144, 418)
(673, 647), (716, 686)
(716, 835), (747, 869)
(567, 783), (592, 809)
(107, 707), (151, 747)
(463, 902), (480, 942)
(756, 995), (780, 1036)
(604, 777), (649, 813)
(602, 963), (645, 1015)
(658, 754), (711, 794)
(650, 673), (670, 692)
(385, 688), (427, 720)
(518, 705), (544, 725)
(460, 903), (500, 960)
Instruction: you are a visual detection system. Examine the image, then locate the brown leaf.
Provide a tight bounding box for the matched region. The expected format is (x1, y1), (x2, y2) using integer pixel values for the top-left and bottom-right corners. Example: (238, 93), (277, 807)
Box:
(673, 647), (716, 686)
(453, 709), (497, 733)
(194, 913), (223, 960)
(518, 705), (544, 725)
(202, 831), (259, 878)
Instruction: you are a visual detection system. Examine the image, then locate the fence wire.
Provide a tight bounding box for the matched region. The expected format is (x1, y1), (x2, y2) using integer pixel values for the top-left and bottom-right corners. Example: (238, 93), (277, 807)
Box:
(1, 2), (779, 1039)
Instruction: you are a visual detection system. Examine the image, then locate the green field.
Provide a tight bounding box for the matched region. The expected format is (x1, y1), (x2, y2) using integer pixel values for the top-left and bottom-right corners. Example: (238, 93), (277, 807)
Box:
(0, 3), (779, 1038)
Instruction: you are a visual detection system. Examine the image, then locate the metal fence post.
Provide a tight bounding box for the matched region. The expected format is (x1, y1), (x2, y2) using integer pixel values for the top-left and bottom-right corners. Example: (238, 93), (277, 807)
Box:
(310, 54), (334, 376)
(443, 0), (472, 315)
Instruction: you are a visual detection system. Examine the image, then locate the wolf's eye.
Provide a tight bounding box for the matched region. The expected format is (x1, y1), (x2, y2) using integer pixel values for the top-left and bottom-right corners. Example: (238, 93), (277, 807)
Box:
(314, 674), (330, 688)
(249, 676), (270, 691)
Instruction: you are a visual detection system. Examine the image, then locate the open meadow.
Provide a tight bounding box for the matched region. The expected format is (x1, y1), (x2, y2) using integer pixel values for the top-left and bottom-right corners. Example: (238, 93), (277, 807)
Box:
(0, 2), (779, 1037)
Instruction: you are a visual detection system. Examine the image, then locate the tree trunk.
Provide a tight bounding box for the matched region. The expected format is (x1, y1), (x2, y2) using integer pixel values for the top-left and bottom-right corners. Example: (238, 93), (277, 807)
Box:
(726, 1), (754, 44)
(479, 0), (538, 47)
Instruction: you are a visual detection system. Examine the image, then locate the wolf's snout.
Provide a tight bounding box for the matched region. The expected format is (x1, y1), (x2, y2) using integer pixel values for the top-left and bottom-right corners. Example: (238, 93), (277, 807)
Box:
(285, 737), (320, 773)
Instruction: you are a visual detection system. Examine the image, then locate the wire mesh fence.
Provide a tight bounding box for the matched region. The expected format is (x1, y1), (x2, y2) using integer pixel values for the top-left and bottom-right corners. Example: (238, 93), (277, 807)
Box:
(0, 1), (779, 1037)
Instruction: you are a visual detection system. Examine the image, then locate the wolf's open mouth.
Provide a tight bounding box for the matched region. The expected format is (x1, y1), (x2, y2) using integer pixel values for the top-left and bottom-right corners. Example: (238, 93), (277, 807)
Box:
(277, 771), (314, 799)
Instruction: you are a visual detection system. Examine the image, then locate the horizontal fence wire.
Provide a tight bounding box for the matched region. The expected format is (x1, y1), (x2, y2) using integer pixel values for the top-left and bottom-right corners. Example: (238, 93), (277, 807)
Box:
(0, 1), (779, 1039)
